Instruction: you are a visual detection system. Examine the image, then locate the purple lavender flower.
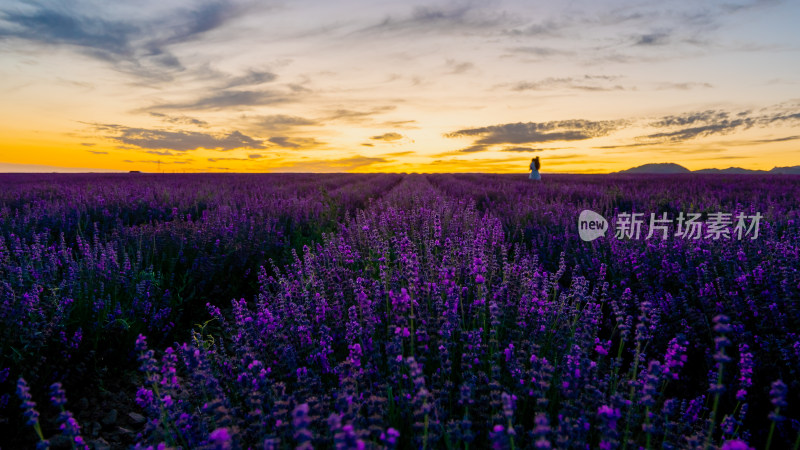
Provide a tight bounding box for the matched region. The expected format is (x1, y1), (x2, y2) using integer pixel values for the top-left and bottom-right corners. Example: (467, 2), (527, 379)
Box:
(381, 427), (400, 448)
(532, 413), (551, 449)
(209, 427), (232, 449)
(720, 439), (753, 450)
(16, 377), (39, 427)
(769, 379), (788, 410)
(49, 382), (67, 407)
(736, 344), (753, 401)
(292, 403), (314, 449)
(663, 337), (688, 381)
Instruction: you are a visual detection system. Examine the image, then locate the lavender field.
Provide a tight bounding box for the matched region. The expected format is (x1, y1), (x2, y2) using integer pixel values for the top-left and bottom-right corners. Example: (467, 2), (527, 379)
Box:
(1, 173), (798, 450)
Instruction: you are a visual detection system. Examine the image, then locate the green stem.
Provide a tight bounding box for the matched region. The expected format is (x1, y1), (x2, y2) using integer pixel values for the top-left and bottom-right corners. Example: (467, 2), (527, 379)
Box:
(32, 421), (45, 444)
(464, 407), (470, 450)
(423, 413), (429, 450)
(621, 340), (641, 450)
(610, 332), (626, 394)
(765, 407), (780, 450)
(508, 418), (516, 450)
(660, 409), (671, 449)
(705, 363), (725, 450)
(730, 401), (743, 438)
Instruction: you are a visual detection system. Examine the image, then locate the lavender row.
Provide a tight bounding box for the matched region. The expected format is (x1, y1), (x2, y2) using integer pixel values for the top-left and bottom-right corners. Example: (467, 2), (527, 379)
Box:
(0, 173), (402, 446)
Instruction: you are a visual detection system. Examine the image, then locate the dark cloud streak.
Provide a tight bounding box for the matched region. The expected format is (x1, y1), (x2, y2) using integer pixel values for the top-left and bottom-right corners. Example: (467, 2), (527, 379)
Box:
(641, 107), (800, 143)
(268, 136), (325, 149)
(361, 4), (508, 36)
(151, 90), (290, 111)
(252, 115), (317, 132)
(509, 75), (624, 92)
(447, 119), (623, 153)
(0, 1), (252, 81)
(90, 123), (265, 151)
(150, 112), (209, 127)
(370, 132), (403, 142)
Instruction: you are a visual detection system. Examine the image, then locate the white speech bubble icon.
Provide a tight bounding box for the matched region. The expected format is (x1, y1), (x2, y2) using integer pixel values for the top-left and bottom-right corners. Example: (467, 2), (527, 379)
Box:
(578, 210), (608, 241)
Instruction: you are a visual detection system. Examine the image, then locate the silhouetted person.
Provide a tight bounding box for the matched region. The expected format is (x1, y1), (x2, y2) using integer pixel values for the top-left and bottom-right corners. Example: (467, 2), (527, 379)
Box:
(529, 156), (541, 181)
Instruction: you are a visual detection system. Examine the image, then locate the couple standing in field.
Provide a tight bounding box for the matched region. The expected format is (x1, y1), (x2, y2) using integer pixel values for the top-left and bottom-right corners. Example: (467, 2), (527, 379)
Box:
(529, 157), (541, 181)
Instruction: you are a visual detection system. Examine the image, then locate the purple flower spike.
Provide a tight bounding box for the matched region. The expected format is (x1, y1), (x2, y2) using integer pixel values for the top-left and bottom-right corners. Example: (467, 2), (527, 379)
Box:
(720, 439), (753, 450)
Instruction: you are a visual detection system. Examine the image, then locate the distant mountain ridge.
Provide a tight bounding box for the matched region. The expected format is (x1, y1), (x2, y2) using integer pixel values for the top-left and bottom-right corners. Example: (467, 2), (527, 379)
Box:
(615, 163), (800, 174)
(616, 163), (690, 174)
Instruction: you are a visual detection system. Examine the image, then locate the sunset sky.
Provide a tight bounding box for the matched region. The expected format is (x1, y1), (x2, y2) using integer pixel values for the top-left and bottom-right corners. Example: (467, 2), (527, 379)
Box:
(1, 0), (799, 173)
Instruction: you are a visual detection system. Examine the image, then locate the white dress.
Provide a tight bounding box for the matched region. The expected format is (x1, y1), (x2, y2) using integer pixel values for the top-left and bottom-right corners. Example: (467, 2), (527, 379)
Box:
(529, 162), (541, 180)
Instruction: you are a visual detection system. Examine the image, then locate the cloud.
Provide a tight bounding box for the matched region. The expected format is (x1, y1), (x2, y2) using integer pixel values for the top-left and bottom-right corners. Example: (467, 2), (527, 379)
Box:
(757, 135), (800, 143)
(654, 82), (713, 90)
(683, 135), (800, 148)
(268, 136), (325, 149)
(651, 110), (733, 128)
(499, 2), (787, 67)
(0, 1), (251, 81)
(223, 70), (277, 88)
(145, 150), (175, 156)
(91, 123), (265, 151)
(640, 105), (800, 143)
(594, 142), (655, 149)
(251, 114), (317, 131)
(151, 90), (290, 111)
(370, 132), (403, 142)
(643, 122), (752, 142)
(362, 4), (508, 36)
(762, 111), (800, 123)
(536, 153), (586, 160)
(509, 75), (624, 92)
(506, 46), (572, 58)
(499, 147), (545, 152)
(250, 112), (409, 136)
(457, 145), (490, 153)
(445, 59), (474, 74)
(0, 5), (137, 57)
(150, 112), (209, 127)
(644, 111), (748, 142)
(86, 150), (108, 155)
(634, 31), (671, 46)
(332, 156), (385, 167)
(207, 154), (264, 162)
(324, 106), (396, 123)
(502, 20), (565, 37)
(377, 119), (419, 129)
(446, 119), (624, 152)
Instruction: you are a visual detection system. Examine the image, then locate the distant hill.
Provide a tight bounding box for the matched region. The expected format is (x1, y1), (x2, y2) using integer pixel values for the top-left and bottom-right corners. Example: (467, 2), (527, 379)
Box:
(616, 163), (691, 174)
(616, 164), (800, 174)
(694, 167), (767, 174)
(770, 166), (800, 174)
